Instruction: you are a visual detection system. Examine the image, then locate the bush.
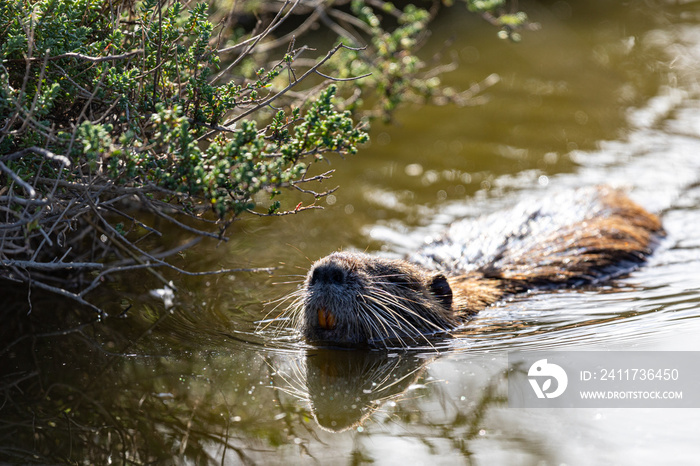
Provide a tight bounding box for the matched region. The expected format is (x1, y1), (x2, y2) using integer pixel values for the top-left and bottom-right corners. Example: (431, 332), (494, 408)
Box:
(0, 0), (528, 312)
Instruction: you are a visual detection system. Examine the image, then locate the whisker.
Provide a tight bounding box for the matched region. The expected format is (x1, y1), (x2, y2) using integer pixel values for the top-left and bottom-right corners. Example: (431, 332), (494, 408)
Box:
(361, 291), (444, 348)
(362, 299), (424, 347)
(258, 289), (307, 333)
(271, 279), (306, 286)
(365, 288), (449, 331)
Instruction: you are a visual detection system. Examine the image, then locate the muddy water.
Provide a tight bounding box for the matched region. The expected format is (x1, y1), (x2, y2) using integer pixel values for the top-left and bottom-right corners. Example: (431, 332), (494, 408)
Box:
(4, 1), (700, 464)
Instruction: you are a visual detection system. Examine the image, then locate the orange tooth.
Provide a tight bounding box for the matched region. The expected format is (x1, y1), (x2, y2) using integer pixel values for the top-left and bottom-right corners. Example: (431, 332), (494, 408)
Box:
(317, 307), (336, 330)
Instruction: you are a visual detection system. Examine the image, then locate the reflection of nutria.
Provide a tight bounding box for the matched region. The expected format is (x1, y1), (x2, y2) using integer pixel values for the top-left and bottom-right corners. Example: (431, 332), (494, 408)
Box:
(301, 349), (427, 432)
(289, 187), (663, 347)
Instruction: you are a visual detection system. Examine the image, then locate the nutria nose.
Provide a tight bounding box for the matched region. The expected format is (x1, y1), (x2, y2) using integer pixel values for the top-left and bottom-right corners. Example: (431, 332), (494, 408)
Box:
(310, 263), (345, 285)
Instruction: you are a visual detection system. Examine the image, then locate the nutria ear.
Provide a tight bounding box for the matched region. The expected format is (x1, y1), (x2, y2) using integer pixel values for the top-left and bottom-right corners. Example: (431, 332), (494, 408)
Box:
(429, 274), (453, 310)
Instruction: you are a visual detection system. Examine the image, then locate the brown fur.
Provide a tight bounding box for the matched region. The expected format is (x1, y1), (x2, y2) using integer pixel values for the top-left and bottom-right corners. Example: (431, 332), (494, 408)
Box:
(447, 275), (505, 316)
(447, 188), (663, 316)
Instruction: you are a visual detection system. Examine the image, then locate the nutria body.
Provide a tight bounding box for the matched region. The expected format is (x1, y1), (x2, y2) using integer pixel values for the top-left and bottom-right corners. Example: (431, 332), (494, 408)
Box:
(291, 186), (663, 347)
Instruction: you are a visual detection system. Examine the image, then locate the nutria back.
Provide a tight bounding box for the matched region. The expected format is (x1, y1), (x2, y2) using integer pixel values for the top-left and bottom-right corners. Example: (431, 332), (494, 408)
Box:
(411, 187), (661, 281)
(291, 186), (663, 347)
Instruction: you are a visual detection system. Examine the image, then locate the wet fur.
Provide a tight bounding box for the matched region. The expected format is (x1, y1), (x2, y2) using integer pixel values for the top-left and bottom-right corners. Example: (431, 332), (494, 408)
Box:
(298, 253), (456, 346)
(293, 186), (663, 347)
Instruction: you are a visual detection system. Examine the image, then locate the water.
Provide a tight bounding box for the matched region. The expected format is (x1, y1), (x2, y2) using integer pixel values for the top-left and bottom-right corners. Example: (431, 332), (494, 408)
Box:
(3, 1), (700, 464)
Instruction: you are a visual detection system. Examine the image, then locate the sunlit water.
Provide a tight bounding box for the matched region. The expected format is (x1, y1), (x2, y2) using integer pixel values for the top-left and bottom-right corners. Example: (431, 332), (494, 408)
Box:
(4, 1), (700, 464)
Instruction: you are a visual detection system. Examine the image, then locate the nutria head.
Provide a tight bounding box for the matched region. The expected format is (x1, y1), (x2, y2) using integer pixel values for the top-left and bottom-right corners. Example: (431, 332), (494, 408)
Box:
(294, 251), (457, 347)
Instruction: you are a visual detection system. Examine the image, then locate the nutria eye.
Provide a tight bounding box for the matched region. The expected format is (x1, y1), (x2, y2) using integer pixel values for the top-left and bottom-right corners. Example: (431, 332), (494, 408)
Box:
(429, 274), (453, 310)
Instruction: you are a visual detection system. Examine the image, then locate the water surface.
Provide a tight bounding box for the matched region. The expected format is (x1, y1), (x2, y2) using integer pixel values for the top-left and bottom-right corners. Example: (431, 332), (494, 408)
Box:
(3, 1), (700, 464)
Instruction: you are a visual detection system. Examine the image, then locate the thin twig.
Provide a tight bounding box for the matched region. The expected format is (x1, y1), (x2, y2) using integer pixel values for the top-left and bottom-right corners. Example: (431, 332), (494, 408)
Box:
(1, 146), (71, 166)
(314, 70), (371, 82)
(0, 161), (36, 198)
(316, 6), (364, 47)
(211, 0), (300, 83)
(202, 43), (368, 140)
(252, 7), (323, 54)
(246, 204), (323, 217)
(27, 279), (107, 316)
(137, 193), (227, 241)
(10, 49), (144, 63)
(100, 205), (163, 237)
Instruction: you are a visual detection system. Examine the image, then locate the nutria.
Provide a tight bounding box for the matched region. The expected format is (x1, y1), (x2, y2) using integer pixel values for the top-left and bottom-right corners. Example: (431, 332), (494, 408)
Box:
(288, 186), (663, 347)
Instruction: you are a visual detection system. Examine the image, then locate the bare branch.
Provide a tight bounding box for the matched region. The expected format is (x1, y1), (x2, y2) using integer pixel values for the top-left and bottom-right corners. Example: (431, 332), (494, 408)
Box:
(328, 8), (376, 35)
(0, 196), (48, 206)
(136, 193), (228, 241)
(202, 43), (367, 140)
(27, 279), (107, 316)
(0, 161), (36, 198)
(292, 184), (338, 197)
(314, 70), (371, 82)
(12, 49), (144, 63)
(101, 205), (163, 237)
(211, 0), (300, 83)
(316, 6), (364, 46)
(0, 260), (104, 270)
(1, 146), (71, 166)
(252, 8), (323, 54)
(246, 204), (323, 217)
